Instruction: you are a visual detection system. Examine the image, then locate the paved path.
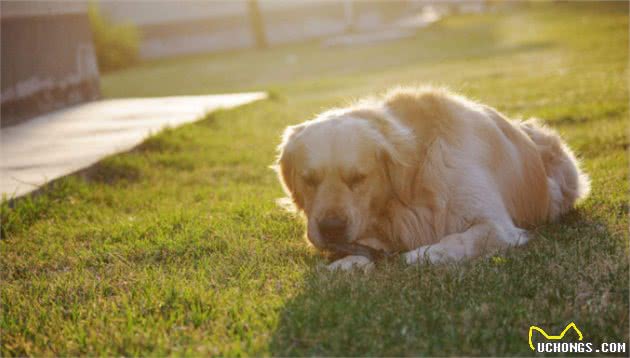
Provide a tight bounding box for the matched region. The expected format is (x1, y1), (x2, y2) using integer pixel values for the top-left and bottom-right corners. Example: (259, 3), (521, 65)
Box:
(1, 92), (266, 198)
(323, 6), (442, 48)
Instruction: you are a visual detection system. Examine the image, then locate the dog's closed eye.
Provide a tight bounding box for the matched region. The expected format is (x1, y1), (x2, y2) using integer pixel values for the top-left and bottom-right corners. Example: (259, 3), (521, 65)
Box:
(303, 173), (320, 188)
(345, 173), (366, 189)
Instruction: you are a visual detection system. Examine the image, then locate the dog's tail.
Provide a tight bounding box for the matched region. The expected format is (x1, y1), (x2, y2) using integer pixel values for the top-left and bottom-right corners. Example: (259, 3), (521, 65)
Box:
(519, 118), (590, 219)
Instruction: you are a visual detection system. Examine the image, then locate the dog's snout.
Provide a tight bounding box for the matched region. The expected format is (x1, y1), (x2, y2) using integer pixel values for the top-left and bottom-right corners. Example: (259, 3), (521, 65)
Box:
(318, 217), (347, 241)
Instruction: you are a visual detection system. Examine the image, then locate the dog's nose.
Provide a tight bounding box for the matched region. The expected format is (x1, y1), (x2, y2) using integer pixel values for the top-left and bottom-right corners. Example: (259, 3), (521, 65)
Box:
(318, 217), (347, 241)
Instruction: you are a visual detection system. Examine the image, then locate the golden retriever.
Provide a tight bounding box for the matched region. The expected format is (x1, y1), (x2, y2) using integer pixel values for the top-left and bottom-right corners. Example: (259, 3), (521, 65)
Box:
(275, 87), (590, 270)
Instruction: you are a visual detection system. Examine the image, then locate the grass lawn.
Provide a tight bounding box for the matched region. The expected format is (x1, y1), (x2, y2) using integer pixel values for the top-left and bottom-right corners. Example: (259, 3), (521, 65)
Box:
(2, 2), (628, 355)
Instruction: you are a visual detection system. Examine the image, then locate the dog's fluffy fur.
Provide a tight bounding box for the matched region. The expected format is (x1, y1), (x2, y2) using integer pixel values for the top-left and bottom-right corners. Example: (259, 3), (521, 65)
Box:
(275, 87), (589, 270)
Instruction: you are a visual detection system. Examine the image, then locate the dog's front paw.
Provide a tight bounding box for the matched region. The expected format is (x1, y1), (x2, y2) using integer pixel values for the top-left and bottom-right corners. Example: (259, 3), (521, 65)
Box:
(327, 255), (374, 272)
(405, 245), (454, 265)
(404, 245), (432, 265)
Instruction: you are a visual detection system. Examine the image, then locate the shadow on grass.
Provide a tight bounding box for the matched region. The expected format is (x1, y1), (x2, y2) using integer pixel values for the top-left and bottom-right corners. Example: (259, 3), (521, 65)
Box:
(268, 211), (627, 356)
(80, 157), (142, 185)
(0, 155), (143, 238)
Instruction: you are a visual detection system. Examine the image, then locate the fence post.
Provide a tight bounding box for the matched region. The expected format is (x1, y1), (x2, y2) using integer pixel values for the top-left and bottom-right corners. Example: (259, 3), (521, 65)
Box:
(248, 0), (267, 49)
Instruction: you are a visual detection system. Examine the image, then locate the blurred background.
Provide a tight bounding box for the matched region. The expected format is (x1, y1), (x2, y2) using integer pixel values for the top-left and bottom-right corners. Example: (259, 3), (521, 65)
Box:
(1, 0), (516, 126)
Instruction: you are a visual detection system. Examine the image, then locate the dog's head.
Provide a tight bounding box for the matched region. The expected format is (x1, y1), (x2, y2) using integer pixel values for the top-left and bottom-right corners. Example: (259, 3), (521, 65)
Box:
(274, 107), (417, 250)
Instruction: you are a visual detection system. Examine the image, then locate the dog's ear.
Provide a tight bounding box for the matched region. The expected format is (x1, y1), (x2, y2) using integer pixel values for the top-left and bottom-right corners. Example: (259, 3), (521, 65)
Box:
(377, 119), (418, 206)
(273, 124), (306, 212)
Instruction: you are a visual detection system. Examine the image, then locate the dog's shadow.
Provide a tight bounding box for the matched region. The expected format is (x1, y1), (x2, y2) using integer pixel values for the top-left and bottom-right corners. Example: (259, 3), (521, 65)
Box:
(268, 211), (623, 356)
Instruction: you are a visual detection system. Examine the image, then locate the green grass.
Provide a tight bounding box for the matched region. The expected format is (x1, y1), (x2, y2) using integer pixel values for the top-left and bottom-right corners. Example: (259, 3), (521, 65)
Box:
(2, 2), (628, 356)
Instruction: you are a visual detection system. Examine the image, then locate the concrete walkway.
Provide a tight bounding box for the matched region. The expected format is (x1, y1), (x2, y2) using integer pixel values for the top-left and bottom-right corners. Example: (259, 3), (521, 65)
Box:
(1, 92), (266, 198)
(323, 6), (442, 48)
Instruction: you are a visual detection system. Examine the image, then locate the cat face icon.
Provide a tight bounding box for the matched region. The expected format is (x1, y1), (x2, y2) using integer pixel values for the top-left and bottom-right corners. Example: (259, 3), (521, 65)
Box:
(529, 322), (584, 351)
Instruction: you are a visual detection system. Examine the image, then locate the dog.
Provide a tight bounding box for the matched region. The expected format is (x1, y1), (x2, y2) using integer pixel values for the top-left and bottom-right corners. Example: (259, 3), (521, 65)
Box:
(274, 87), (590, 271)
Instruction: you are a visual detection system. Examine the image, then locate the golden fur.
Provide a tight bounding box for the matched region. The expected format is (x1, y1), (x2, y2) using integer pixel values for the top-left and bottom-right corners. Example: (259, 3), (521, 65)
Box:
(275, 87), (590, 269)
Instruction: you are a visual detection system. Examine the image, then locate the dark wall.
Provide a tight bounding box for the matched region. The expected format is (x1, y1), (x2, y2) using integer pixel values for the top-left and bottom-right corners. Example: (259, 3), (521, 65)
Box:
(1, 13), (100, 127)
